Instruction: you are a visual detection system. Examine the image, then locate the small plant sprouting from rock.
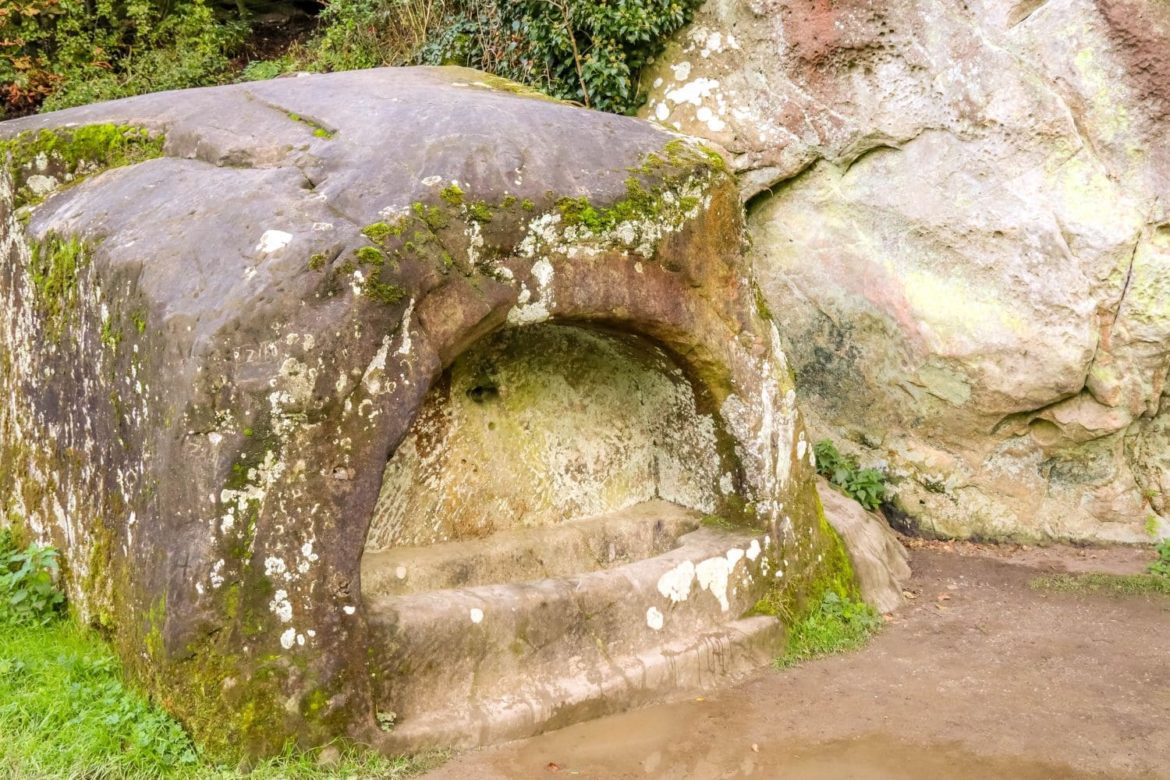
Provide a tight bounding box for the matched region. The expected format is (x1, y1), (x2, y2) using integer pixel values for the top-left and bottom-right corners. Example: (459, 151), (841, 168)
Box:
(814, 440), (889, 511)
(774, 591), (881, 669)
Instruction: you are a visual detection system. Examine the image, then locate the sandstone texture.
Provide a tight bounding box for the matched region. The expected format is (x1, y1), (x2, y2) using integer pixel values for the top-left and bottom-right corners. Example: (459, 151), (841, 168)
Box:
(0, 68), (852, 755)
(818, 478), (910, 614)
(641, 0), (1170, 542)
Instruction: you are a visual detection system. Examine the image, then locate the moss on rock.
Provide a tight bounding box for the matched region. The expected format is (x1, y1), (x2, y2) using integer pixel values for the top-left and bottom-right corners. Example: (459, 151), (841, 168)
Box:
(27, 232), (88, 342)
(1, 124), (164, 208)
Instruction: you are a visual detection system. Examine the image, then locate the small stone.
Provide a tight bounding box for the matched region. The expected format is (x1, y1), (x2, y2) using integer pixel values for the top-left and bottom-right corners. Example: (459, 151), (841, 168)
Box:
(316, 745), (342, 768)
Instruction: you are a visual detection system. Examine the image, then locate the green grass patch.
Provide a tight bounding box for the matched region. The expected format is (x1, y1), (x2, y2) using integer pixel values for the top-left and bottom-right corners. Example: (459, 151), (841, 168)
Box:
(774, 592), (882, 669)
(0, 620), (445, 779)
(1030, 573), (1170, 598)
(0, 532), (443, 778)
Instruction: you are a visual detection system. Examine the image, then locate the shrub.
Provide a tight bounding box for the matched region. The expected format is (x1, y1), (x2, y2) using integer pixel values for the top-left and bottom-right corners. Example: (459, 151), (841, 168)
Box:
(814, 439), (890, 511)
(315, 0), (703, 114)
(1, 0), (245, 117)
(501, 0), (703, 113)
(0, 529), (66, 626)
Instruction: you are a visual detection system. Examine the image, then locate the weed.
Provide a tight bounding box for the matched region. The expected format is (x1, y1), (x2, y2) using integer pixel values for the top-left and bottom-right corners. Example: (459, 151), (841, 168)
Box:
(774, 592), (881, 669)
(1149, 539), (1170, 579)
(814, 439), (890, 511)
(0, 532), (65, 626)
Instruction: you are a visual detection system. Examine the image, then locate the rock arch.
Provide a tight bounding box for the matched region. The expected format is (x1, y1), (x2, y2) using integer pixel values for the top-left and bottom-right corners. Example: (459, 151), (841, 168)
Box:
(0, 67), (848, 756)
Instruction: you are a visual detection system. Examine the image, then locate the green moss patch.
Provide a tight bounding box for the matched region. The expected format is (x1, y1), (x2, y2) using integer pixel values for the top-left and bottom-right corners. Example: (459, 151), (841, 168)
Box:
(1, 124), (164, 208)
(27, 232), (88, 342)
(285, 113), (336, 140)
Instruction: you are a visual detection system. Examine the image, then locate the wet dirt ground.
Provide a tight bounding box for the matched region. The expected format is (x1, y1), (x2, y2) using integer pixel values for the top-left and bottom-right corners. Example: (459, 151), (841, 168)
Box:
(423, 542), (1170, 779)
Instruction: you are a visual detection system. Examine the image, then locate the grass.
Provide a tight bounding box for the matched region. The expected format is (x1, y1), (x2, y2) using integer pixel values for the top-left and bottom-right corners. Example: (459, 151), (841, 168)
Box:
(1029, 573), (1170, 598)
(774, 592), (882, 669)
(0, 603), (444, 779)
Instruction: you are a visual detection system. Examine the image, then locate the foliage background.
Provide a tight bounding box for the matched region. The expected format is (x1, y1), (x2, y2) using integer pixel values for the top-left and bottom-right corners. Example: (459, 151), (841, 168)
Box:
(1, 0), (703, 118)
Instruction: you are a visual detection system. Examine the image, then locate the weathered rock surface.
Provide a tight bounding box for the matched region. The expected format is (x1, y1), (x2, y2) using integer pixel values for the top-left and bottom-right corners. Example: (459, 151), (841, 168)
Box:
(0, 68), (852, 755)
(818, 478), (910, 614)
(641, 0), (1170, 543)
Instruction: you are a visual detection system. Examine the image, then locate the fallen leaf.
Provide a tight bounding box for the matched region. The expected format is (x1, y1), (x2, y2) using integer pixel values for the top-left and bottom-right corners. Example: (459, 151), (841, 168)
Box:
(546, 762), (561, 773)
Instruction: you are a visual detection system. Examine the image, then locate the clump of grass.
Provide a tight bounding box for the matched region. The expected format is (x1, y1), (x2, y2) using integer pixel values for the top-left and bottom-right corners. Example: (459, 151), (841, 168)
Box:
(775, 592), (882, 669)
(0, 620), (200, 776)
(0, 531), (444, 778)
(813, 439), (890, 511)
(1030, 573), (1170, 597)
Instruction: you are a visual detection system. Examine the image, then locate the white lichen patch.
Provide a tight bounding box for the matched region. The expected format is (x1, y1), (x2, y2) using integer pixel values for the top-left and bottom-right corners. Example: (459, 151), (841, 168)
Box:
(695, 555), (733, 611)
(280, 627), (297, 650)
(506, 258), (556, 326)
(646, 606), (665, 631)
(270, 589), (293, 623)
(469, 607), (484, 624)
(657, 560), (696, 602)
(256, 230), (293, 254)
(210, 559), (226, 589)
(396, 298), (415, 356)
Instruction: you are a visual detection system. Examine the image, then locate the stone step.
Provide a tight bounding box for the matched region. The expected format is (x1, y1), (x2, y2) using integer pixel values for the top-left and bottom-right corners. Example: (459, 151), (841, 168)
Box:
(361, 500), (701, 597)
(375, 616), (781, 751)
(363, 503), (781, 749)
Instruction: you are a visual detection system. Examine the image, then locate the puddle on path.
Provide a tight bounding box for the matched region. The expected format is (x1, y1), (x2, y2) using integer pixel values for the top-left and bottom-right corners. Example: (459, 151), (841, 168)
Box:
(750, 735), (1112, 780)
(491, 704), (1115, 779)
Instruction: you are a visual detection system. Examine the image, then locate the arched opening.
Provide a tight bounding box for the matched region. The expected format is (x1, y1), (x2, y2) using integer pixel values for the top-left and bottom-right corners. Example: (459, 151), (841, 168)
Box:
(360, 322), (779, 748)
(364, 322), (742, 568)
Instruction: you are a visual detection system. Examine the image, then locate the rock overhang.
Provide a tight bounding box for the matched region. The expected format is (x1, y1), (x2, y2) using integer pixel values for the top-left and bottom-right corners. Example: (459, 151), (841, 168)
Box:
(0, 66), (850, 756)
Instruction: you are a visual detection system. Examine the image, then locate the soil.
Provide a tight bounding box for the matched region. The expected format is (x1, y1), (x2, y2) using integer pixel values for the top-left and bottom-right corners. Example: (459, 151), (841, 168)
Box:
(423, 542), (1170, 779)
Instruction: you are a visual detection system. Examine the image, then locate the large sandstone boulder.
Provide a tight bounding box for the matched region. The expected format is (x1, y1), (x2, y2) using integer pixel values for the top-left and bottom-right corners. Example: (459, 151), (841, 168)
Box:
(641, 0), (1170, 543)
(0, 68), (854, 756)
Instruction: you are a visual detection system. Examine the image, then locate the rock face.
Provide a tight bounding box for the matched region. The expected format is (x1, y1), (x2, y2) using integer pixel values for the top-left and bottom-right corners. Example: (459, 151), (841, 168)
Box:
(0, 68), (853, 755)
(818, 479), (910, 615)
(641, 0), (1170, 542)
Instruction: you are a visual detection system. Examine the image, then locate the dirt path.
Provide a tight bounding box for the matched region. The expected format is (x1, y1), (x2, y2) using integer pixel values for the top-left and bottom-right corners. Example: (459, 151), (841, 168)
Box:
(423, 544), (1170, 779)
